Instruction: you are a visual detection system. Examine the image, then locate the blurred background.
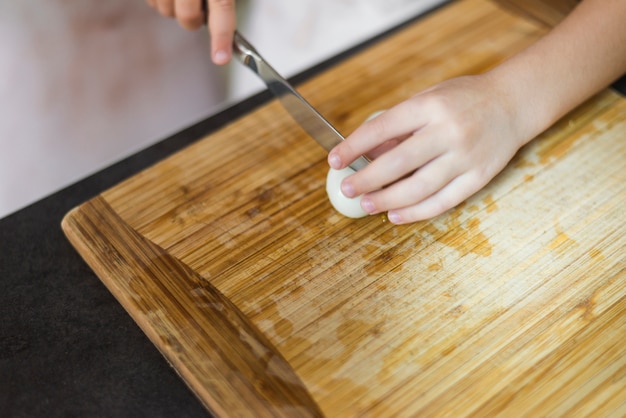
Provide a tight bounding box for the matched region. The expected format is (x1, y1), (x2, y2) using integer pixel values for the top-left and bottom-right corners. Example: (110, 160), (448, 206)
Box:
(0, 0), (444, 219)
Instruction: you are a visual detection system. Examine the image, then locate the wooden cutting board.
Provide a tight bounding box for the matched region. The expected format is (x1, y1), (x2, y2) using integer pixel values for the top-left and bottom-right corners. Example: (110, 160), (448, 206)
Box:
(62, 0), (626, 416)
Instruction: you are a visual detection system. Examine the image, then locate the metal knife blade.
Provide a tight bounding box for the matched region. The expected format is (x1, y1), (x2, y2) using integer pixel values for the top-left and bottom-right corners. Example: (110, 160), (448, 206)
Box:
(232, 31), (370, 171)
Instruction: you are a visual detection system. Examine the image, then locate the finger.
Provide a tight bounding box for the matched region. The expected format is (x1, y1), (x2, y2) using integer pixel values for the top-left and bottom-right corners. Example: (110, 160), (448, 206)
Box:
(360, 153), (463, 215)
(340, 126), (446, 198)
(367, 134), (410, 159)
(329, 100), (427, 169)
(207, 0), (236, 65)
(156, 0), (175, 17)
(387, 171), (485, 224)
(175, 0), (205, 29)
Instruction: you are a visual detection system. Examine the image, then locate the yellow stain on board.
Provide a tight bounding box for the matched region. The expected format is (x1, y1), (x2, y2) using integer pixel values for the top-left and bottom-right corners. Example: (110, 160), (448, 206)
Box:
(423, 206), (493, 257)
(482, 194), (497, 213)
(548, 223), (578, 255)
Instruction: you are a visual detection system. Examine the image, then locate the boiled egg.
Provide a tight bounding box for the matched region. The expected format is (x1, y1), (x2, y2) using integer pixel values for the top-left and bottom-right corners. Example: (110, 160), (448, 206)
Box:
(325, 110), (385, 218)
(326, 167), (367, 218)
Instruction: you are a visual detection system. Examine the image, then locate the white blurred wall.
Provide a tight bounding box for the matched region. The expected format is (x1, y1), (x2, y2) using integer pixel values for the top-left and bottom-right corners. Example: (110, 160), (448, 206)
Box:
(0, 0), (226, 218)
(0, 0), (444, 219)
(230, 0), (446, 102)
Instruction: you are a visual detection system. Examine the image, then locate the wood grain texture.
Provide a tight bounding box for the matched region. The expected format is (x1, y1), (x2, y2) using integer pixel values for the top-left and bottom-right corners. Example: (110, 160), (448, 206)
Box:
(63, 197), (323, 417)
(62, 0), (626, 416)
(492, 0), (578, 26)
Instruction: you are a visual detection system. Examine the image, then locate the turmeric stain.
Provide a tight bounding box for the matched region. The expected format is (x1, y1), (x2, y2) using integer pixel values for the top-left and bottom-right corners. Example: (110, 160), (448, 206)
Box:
(575, 296), (596, 321)
(428, 260), (443, 271)
(588, 248), (604, 261)
(258, 299), (294, 341)
(285, 335), (370, 404)
(337, 318), (369, 348)
(524, 174), (535, 182)
(548, 223), (578, 255)
(482, 194), (497, 213)
(537, 133), (580, 164)
(421, 222), (441, 237)
(441, 216), (492, 257)
(424, 209), (493, 257)
(445, 304), (468, 319)
(512, 156), (536, 169)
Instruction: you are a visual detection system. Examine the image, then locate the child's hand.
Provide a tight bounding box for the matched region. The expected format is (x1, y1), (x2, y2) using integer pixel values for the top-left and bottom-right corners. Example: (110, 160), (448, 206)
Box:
(145, 0), (235, 65)
(328, 73), (528, 225)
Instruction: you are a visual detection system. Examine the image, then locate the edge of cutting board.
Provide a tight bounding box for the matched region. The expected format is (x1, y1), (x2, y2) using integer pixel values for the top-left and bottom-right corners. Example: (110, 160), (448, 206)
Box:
(61, 196), (324, 417)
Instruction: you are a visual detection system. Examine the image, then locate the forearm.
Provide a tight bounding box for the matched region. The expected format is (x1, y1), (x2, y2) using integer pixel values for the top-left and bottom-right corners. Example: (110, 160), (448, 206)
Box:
(489, 0), (626, 144)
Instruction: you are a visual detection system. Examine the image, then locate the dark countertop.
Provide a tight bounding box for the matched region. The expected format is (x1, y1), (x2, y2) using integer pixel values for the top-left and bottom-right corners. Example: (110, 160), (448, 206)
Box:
(2, 3), (624, 415)
(0, 103), (248, 418)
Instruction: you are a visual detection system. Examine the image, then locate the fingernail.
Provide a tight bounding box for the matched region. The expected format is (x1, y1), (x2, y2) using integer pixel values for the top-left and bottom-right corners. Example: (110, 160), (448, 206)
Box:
(328, 153), (342, 169)
(387, 211), (402, 224)
(341, 182), (355, 198)
(361, 197), (375, 213)
(214, 50), (229, 64)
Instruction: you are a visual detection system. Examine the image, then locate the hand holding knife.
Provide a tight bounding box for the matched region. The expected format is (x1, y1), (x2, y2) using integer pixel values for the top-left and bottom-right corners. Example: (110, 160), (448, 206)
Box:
(202, 0), (370, 171)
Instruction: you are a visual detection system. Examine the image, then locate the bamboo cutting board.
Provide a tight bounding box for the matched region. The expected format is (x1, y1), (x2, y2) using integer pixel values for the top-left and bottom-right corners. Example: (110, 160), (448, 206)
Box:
(62, 0), (626, 416)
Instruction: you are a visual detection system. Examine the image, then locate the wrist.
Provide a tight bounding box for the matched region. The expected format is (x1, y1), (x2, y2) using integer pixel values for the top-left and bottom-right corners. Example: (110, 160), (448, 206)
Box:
(484, 37), (560, 147)
(483, 66), (550, 150)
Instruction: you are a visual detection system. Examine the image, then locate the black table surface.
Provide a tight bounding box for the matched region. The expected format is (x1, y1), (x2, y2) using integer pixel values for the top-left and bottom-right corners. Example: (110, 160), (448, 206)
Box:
(2, 3), (625, 416)
(1, 100), (243, 417)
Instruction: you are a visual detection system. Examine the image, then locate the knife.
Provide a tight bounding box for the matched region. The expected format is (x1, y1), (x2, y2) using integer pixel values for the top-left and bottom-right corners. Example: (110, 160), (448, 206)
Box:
(231, 31), (371, 172)
(200, 1), (369, 170)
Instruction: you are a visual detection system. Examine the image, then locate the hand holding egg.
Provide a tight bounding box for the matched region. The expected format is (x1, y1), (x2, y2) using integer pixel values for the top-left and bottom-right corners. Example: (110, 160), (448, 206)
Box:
(325, 111), (385, 219)
(328, 75), (528, 224)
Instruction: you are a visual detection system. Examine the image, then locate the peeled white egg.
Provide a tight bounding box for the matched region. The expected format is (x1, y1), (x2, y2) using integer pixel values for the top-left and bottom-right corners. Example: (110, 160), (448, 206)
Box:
(325, 110), (385, 218)
(326, 167), (368, 218)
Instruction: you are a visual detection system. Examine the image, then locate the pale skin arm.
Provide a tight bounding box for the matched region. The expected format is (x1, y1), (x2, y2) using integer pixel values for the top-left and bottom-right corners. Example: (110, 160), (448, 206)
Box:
(145, 0), (236, 65)
(328, 0), (626, 225)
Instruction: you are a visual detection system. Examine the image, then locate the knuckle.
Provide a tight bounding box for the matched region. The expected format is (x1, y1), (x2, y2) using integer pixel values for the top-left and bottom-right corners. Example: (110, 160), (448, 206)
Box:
(421, 94), (451, 119)
(446, 118), (475, 151)
(409, 177), (427, 199)
(180, 18), (202, 29)
(210, 0), (235, 11)
(422, 95), (475, 151)
(387, 151), (412, 174)
(367, 116), (389, 145)
(337, 141), (358, 164)
(157, 2), (175, 17)
(431, 201), (449, 218)
(468, 168), (491, 192)
(430, 195), (455, 218)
